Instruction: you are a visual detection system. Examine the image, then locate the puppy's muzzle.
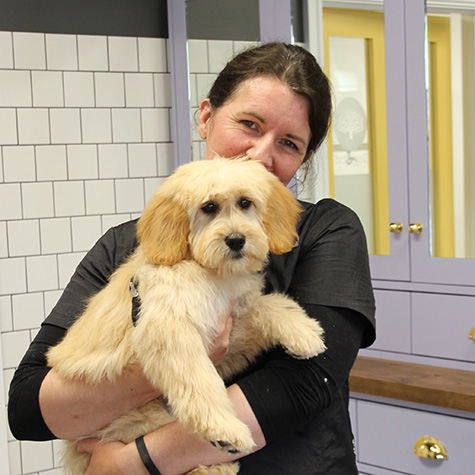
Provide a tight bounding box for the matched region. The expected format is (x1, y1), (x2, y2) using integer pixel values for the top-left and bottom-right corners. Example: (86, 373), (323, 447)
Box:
(225, 233), (246, 255)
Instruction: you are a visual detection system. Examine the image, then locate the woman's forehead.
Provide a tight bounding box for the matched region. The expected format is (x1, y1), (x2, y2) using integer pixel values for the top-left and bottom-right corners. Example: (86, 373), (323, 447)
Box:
(221, 77), (311, 134)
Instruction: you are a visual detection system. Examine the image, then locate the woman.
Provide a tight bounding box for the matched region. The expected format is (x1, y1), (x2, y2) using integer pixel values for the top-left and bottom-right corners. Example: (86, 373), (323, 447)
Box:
(8, 43), (375, 474)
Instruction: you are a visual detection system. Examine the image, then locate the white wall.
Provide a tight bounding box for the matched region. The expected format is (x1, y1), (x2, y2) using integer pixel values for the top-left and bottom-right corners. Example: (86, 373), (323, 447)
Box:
(0, 30), (174, 474)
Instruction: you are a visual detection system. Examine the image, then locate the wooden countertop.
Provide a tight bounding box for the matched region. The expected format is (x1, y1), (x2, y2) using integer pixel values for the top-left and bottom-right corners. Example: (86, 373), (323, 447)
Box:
(349, 357), (475, 413)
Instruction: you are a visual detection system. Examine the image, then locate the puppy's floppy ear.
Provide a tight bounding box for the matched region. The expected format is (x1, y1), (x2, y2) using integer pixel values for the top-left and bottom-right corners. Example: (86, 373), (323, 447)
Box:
(263, 179), (303, 255)
(136, 191), (190, 266)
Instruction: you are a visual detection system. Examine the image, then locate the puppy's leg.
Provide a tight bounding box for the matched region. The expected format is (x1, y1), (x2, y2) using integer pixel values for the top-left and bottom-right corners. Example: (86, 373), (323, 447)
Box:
(131, 315), (254, 455)
(99, 398), (176, 444)
(250, 293), (326, 359)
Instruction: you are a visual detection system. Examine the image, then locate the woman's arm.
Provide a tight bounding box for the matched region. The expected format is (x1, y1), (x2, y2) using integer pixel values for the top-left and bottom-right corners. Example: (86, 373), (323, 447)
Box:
(8, 322), (159, 441)
(40, 363), (160, 440)
(77, 384), (265, 475)
(235, 304), (366, 443)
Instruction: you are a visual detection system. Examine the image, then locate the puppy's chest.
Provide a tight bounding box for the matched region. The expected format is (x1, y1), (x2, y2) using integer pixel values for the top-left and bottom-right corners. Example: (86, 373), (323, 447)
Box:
(208, 273), (263, 323)
(136, 261), (263, 336)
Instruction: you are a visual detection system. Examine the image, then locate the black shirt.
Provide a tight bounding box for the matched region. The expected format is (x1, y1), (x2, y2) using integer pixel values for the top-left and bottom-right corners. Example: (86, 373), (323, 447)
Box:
(8, 198), (375, 474)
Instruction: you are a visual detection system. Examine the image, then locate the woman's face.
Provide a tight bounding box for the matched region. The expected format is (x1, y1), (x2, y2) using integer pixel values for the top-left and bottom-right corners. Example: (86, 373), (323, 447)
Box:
(198, 76), (312, 185)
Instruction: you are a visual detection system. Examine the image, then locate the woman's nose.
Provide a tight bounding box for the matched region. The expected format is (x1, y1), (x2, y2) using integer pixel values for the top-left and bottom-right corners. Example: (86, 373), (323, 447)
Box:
(246, 137), (274, 170)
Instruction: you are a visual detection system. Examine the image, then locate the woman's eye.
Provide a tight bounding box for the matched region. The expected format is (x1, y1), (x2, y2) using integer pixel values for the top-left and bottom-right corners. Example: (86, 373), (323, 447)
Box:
(239, 198), (252, 209)
(201, 202), (218, 214)
(241, 120), (256, 129)
(283, 139), (298, 150)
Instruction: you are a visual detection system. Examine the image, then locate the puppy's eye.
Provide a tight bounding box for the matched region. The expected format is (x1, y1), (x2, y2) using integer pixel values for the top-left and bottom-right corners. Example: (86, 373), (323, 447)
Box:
(201, 202), (219, 215)
(238, 198), (252, 210)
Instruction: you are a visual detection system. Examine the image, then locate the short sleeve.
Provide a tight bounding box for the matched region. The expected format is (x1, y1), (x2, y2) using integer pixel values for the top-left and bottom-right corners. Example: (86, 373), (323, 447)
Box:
(265, 199), (375, 347)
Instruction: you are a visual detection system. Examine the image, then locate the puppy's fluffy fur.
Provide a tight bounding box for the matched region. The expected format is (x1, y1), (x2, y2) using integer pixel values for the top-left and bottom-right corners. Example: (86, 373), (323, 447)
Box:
(47, 157), (326, 475)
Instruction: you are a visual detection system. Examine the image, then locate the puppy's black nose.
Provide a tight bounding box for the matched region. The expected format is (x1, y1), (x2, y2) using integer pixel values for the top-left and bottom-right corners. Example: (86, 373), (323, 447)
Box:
(225, 234), (246, 252)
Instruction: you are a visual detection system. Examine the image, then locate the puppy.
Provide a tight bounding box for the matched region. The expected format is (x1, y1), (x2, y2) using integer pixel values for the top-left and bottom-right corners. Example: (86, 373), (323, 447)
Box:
(47, 157), (326, 475)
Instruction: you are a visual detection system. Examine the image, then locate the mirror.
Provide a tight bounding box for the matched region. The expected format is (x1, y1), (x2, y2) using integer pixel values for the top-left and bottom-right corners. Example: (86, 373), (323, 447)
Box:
(426, 2), (475, 258)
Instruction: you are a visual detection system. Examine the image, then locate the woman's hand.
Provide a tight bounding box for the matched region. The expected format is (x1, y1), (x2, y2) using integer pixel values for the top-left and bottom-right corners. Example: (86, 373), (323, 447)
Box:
(208, 300), (234, 362)
(77, 438), (147, 475)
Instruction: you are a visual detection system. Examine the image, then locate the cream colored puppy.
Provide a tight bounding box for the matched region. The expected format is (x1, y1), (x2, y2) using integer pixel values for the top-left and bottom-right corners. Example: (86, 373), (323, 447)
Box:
(47, 157), (326, 475)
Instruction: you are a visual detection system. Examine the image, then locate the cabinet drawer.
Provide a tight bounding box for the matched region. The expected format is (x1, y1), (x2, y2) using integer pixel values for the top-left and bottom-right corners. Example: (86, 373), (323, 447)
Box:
(357, 401), (475, 474)
(412, 293), (475, 362)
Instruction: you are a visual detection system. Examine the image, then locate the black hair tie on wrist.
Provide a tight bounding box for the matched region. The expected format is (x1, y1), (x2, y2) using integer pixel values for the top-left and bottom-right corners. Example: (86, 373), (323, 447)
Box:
(135, 435), (161, 475)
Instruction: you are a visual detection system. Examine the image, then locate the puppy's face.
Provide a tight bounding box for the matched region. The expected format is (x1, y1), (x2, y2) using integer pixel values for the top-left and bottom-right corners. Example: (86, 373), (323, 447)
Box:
(137, 157), (303, 275)
(188, 185), (270, 276)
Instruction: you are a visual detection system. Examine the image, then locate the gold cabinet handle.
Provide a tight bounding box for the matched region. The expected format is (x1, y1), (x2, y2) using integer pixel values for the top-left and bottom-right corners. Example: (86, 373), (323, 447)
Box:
(469, 326), (475, 340)
(414, 436), (448, 460)
(409, 223), (423, 234)
(389, 222), (403, 233)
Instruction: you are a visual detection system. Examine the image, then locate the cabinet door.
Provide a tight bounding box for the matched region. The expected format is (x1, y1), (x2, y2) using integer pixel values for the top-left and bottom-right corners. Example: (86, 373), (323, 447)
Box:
(406, 0), (475, 286)
(370, 0), (411, 281)
(309, 0), (411, 281)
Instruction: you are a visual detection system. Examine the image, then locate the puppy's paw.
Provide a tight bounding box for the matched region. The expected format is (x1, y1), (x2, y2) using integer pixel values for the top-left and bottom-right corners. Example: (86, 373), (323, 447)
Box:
(283, 319), (326, 360)
(201, 417), (255, 455)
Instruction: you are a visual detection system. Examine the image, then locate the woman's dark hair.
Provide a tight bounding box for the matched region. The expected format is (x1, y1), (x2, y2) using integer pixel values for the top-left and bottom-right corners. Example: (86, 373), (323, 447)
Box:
(208, 42), (332, 159)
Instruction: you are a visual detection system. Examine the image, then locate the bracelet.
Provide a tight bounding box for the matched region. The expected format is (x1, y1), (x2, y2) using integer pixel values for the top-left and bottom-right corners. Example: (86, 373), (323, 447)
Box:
(135, 435), (161, 475)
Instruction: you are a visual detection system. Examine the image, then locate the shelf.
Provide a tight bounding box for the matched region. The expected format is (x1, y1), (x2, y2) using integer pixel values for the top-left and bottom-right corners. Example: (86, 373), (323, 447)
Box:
(349, 356), (475, 413)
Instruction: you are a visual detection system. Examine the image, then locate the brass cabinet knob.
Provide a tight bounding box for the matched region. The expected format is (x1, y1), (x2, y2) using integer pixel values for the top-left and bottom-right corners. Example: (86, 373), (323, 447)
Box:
(389, 222), (403, 233)
(409, 223), (423, 234)
(469, 326), (475, 340)
(414, 436), (448, 460)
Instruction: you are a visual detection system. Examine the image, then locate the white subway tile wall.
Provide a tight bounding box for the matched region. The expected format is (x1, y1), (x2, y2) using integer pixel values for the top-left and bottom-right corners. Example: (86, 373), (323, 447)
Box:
(0, 31), (173, 474)
(0, 33), (253, 474)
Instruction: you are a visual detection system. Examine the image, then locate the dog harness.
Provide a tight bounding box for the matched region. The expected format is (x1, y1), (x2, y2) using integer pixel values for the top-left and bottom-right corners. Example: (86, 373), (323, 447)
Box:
(129, 278), (141, 326)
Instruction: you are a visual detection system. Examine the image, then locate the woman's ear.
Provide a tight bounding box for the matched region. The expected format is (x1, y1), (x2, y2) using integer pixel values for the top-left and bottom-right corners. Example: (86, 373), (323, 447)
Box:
(198, 98), (213, 140)
(263, 179), (303, 255)
(136, 191), (190, 266)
